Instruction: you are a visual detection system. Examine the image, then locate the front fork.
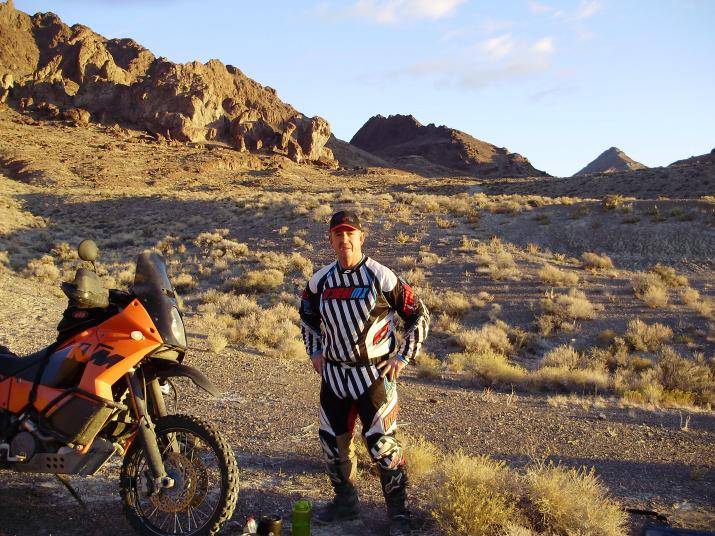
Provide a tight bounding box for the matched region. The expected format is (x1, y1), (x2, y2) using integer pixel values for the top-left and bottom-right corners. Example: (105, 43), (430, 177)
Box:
(126, 370), (174, 495)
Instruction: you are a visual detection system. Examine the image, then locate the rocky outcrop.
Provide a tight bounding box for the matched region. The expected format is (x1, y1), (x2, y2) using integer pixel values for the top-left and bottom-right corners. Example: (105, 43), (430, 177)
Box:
(0, 1), (336, 164)
(349, 114), (547, 179)
(668, 148), (715, 167)
(574, 147), (646, 176)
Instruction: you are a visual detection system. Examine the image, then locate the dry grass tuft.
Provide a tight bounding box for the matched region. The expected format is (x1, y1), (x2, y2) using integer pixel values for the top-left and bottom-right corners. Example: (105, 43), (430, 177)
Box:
(447, 348), (527, 386)
(581, 252), (614, 270)
(24, 255), (60, 282)
(631, 272), (669, 308)
(530, 366), (610, 393)
(542, 345), (580, 369)
(538, 265), (579, 287)
(648, 264), (688, 288)
(431, 453), (522, 536)
(430, 453), (626, 536)
(538, 289), (599, 335)
(401, 435), (440, 483)
(172, 272), (197, 292)
(457, 321), (514, 356)
(230, 268), (285, 292)
(416, 352), (442, 379)
(206, 332), (228, 354)
(624, 318), (673, 351)
(524, 463), (627, 536)
(681, 287), (714, 318)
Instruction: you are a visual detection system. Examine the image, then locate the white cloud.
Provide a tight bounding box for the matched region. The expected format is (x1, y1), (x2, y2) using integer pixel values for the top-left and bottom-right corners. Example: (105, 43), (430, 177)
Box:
(575, 0), (602, 20)
(531, 37), (555, 54)
(386, 32), (556, 91)
(528, 0), (552, 14)
(345, 0), (467, 24)
(481, 18), (514, 34)
(481, 33), (515, 59)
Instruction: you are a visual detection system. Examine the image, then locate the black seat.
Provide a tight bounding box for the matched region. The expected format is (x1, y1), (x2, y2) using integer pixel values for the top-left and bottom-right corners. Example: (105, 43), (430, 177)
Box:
(0, 347), (50, 380)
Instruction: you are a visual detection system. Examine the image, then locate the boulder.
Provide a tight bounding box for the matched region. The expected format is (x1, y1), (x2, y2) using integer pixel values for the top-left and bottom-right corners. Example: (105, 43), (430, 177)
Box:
(62, 107), (90, 125)
(296, 116), (331, 161)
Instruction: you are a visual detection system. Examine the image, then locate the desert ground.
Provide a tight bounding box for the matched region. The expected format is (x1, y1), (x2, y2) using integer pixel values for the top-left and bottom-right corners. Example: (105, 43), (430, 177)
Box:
(1, 104), (714, 535)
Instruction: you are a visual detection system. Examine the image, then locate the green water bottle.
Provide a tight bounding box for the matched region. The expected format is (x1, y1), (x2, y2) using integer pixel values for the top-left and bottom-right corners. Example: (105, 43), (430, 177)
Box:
(291, 499), (312, 536)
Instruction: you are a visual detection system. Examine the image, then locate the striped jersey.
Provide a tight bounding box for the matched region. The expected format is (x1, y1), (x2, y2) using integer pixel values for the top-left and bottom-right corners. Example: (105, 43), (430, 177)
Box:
(299, 255), (430, 367)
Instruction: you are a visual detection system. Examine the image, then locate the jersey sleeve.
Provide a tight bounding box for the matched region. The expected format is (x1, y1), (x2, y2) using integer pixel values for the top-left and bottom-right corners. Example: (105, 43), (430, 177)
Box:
(382, 272), (430, 363)
(299, 282), (323, 358)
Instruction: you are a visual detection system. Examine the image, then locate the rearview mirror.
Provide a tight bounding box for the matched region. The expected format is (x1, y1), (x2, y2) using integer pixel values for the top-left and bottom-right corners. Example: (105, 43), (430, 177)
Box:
(78, 239), (99, 262)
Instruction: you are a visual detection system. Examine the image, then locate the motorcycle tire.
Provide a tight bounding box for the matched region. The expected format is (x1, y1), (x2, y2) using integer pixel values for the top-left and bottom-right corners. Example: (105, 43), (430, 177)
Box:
(120, 414), (239, 536)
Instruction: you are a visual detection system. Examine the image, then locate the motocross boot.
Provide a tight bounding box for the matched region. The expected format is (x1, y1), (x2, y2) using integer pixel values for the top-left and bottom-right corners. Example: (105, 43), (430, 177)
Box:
(314, 459), (360, 524)
(380, 463), (412, 536)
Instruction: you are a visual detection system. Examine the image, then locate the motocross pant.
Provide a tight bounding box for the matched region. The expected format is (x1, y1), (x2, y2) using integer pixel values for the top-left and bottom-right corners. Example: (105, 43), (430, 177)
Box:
(318, 361), (407, 512)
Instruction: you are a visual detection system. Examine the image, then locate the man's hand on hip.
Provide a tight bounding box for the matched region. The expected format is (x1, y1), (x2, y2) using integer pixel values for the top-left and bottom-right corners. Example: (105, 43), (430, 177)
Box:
(376, 357), (406, 382)
(310, 352), (325, 375)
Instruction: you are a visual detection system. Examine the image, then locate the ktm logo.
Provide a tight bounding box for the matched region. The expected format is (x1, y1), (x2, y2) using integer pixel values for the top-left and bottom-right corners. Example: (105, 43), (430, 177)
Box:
(90, 344), (123, 367)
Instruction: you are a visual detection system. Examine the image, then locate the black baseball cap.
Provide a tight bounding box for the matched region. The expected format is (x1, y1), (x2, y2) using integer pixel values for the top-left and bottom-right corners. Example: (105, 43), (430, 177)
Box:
(329, 210), (362, 232)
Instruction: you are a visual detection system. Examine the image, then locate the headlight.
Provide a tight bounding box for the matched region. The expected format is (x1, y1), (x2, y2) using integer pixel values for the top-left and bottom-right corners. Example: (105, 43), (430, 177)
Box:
(170, 306), (187, 348)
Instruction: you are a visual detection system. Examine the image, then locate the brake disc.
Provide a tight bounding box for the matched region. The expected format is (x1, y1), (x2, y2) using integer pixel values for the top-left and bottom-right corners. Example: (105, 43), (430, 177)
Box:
(190, 454), (209, 507)
(149, 452), (198, 513)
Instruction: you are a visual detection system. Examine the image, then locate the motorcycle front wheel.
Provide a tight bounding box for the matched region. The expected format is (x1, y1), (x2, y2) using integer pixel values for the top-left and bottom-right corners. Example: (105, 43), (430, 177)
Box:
(120, 414), (239, 536)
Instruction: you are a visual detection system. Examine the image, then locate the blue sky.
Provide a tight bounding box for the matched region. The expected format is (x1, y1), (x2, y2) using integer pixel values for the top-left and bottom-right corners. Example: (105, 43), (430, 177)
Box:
(13, 0), (715, 176)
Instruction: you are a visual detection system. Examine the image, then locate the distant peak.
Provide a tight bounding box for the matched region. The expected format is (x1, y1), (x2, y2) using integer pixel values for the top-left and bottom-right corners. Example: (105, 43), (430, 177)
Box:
(575, 146), (647, 176)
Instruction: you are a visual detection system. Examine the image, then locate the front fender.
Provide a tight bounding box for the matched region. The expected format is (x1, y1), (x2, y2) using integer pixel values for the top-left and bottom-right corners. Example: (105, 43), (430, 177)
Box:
(143, 361), (220, 397)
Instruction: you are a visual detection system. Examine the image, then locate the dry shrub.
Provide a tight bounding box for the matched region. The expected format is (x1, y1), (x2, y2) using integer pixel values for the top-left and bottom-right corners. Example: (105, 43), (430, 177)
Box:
(447, 349), (527, 386)
(431, 454), (625, 536)
(419, 251), (441, 265)
(602, 194), (626, 210)
(524, 464), (627, 536)
(194, 229), (228, 248)
(421, 288), (475, 317)
(530, 366), (610, 393)
(657, 347), (714, 407)
(231, 268), (284, 292)
(681, 287), (713, 317)
(173, 272), (197, 292)
(416, 352), (442, 379)
(632, 273), (668, 308)
(405, 267), (426, 287)
(648, 264), (688, 288)
(199, 292), (260, 318)
(207, 332), (228, 353)
(431, 453), (522, 536)
(614, 347), (714, 408)
(581, 252), (614, 270)
(539, 289), (598, 334)
(51, 242), (78, 262)
(288, 252), (313, 278)
(401, 435), (439, 483)
(488, 252), (520, 281)
(624, 318), (672, 351)
(312, 204), (333, 222)
(433, 313), (462, 335)
(538, 265), (579, 287)
(228, 302), (304, 359)
(457, 321), (514, 356)
(24, 255), (60, 282)
(542, 345), (580, 369)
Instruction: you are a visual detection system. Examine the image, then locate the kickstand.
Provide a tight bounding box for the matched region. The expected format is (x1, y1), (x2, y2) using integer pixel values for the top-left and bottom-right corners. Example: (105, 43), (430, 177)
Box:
(55, 474), (87, 510)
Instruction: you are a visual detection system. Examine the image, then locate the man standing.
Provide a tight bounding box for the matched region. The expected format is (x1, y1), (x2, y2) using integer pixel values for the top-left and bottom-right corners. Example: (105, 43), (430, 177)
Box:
(299, 210), (430, 536)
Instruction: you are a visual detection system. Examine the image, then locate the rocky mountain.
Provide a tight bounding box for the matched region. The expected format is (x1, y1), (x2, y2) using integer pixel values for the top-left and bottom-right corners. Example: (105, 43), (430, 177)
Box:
(349, 114), (548, 179)
(574, 147), (646, 176)
(0, 0), (335, 165)
(668, 148), (715, 167)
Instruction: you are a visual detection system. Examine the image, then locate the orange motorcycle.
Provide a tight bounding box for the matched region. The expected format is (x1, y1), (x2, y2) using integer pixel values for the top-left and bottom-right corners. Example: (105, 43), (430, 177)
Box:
(0, 241), (239, 535)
